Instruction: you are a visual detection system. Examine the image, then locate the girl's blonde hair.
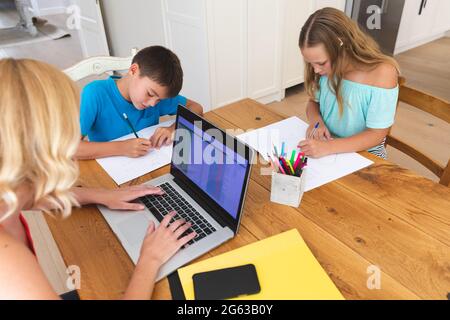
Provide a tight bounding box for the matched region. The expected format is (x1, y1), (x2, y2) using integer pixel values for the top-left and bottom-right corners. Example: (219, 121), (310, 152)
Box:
(0, 59), (80, 222)
(299, 7), (400, 115)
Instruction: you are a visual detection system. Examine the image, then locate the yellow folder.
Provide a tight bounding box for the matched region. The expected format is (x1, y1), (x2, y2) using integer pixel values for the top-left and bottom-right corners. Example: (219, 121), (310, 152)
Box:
(177, 229), (344, 300)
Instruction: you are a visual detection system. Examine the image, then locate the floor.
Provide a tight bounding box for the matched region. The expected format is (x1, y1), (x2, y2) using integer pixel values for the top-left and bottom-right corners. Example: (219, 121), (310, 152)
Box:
(396, 37), (450, 102)
(1, 10), (449, 296)
(0, 9), (84, 69)
(0, 0), (17, 28)
(0, 9), (103, 85)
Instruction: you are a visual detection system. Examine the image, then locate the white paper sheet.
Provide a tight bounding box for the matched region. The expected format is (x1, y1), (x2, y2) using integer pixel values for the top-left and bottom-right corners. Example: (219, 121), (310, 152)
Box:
(95, 120), (175, 185)
(237, 117), (374, 191)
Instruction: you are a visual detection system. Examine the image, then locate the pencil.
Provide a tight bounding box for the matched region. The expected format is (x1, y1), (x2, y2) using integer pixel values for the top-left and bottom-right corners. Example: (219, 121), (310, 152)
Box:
(266, 154), (275, 170)
(122, 113), (139, 138)
(273, 145), (279, 157)
(267, 154), (279, 173)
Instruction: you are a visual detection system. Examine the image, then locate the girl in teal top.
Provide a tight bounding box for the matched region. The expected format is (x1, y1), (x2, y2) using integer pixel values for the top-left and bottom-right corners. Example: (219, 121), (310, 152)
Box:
(298, 8), (400, 159)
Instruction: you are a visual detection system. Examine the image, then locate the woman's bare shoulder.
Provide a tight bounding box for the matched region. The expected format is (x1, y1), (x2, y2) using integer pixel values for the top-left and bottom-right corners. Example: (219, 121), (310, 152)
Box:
(0, 228), (59, 299)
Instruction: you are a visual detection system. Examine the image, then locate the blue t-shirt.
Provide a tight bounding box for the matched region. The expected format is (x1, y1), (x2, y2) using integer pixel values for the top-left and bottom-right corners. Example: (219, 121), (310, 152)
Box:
(80, 76), (187, 142)
(315, 76), (398, 153)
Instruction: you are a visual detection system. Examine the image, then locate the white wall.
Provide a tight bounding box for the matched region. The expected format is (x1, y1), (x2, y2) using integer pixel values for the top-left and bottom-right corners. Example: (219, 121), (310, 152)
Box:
(100, 0), (166, 57)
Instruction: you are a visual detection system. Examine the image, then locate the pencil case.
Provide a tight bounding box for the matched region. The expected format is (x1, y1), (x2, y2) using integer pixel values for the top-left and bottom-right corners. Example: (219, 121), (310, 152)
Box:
(270, 168), (307, 207)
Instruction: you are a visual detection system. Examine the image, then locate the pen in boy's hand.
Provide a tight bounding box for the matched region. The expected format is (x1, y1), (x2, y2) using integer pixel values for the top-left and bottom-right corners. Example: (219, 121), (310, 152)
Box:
(123, 113), (140, 138)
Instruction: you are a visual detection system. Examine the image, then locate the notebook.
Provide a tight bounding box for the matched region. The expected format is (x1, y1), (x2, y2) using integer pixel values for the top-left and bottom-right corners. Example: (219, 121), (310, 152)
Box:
(236, 116), (373, 191)
(95, 120), (174, 185)
(173, 229), (344, 300)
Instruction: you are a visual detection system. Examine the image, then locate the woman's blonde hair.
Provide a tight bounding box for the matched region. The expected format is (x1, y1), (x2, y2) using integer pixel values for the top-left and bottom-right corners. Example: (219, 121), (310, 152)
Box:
(0, 59), (80, 222)
(299, 7), (400, 115)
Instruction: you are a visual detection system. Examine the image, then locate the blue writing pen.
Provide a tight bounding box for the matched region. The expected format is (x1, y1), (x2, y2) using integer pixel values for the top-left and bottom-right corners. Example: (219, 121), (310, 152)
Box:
(309, 122), (320, 139)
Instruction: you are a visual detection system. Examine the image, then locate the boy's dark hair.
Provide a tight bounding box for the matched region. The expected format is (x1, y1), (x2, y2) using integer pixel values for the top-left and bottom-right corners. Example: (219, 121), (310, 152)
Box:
(132, 46), (183, 97)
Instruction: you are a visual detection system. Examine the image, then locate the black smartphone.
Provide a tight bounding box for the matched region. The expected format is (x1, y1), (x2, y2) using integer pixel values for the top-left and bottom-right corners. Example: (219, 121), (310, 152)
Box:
(193, 264), (261, 300)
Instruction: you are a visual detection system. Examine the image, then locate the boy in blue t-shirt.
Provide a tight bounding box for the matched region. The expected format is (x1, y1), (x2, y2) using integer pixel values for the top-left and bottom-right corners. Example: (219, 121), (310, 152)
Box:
(75, 46), (203, 159)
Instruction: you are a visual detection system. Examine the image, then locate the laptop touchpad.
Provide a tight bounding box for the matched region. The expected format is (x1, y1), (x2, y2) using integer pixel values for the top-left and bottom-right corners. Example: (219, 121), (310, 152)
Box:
(117, 214), (149, 246)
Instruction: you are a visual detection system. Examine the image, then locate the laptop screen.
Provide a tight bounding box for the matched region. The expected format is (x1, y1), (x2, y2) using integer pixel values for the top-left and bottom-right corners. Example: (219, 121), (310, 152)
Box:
(171, 115), (249, 220)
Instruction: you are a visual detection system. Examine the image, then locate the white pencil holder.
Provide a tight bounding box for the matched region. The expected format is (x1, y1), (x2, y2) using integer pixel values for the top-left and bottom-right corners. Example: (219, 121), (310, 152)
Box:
(270, 168), (307, 207)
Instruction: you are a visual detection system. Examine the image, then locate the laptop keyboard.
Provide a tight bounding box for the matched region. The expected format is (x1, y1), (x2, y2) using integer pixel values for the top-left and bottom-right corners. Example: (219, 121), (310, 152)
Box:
(139, 182), (217, 246)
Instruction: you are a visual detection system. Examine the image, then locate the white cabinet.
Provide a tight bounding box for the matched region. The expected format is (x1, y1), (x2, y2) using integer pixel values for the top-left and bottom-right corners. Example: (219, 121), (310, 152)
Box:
(282, 0), (314, 90)
(75, 0), (110, 58)
(162, 0), (345, 110)
(205, 0), (287, 107)
(247, 0), (283, 102)
(205, 0), (247, 109)
(395, 0), (450, 54)
(408, 0), (440, 44)
(432, 0), (450, 34)
(396, 0), (420, 49)
(281, 0), (345, 94)
(314, 0), (346, 11)
(161, 0), (211, 111)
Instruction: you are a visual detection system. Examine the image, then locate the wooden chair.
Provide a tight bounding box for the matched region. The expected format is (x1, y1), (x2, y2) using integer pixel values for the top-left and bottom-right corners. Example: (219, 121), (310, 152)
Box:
(386, 76), (450, 187)
(63, 48), (138, 82)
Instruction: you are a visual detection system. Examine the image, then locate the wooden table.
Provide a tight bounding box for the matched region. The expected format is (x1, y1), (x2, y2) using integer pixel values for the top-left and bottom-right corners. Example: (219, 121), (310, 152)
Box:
(45, 99), (450, 300)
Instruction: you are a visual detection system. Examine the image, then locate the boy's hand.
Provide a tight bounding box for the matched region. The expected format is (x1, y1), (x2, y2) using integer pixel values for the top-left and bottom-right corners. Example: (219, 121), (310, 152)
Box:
(306, 121), (332, 140)
(120, 138), (152, 158)
(149, 124), (175, 149)
(298, 139), (333, 158)
(138, 212), (196, 268)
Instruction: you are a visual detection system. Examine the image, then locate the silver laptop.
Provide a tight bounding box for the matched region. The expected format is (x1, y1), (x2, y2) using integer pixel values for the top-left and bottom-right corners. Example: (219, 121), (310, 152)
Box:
(98, 106), (255, 281)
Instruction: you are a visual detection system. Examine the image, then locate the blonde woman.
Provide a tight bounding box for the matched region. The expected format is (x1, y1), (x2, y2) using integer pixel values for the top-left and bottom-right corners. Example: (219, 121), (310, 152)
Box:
(0, 58), (196, 299)
(298, 7), (400, 159)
